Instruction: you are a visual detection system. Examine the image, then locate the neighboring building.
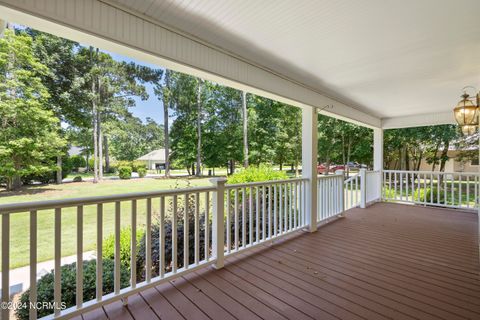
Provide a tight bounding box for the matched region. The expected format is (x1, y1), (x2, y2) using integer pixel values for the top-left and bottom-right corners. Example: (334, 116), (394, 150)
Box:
(68, 146), (84, 157)
(416, 149), (478, 173)
(137, 149), (169, 170)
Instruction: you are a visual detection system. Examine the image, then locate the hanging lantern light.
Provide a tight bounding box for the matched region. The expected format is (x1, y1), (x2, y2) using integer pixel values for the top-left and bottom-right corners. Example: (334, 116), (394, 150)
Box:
(453, 93), (478, 126)
(461, 125), (477, 136)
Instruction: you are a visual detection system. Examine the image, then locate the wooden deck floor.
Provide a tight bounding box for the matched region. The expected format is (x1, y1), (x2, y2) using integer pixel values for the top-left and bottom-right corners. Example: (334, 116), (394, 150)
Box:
(80, 203), (480, 320)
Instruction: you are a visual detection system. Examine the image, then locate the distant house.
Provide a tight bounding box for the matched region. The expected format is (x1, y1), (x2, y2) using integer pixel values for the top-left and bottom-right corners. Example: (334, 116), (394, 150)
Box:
(137, 149), (169, 170)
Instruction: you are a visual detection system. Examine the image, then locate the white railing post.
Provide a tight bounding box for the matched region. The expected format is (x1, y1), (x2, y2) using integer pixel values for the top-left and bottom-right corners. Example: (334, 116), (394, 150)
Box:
(211, 178), (226, 269)
(335, 170), (345, 214)
(302, 106), (318, 232)
(360, 169), (367, 208)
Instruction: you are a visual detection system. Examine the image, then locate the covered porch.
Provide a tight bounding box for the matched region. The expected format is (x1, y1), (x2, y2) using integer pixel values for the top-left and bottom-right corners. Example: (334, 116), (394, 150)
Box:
(80, 203), (480, 320)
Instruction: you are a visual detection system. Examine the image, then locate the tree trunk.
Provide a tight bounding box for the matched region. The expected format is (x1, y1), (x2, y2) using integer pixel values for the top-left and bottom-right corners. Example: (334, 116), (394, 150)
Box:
(97, 110), (103, 180)
(279, 162), (283, 171)
(55, 155), (62, 184)
(405, 147), (410, 171)
(7, 175), (22, 191)
(104, 135), (110, 173)
(242, 91), (249, 168)
(91, 47), (98, 183)
(186, 166), (191, 176)
(196, 79), (203, 176)
(163, 70), (171, 177)
(439, 141), (449, 172)
(431, 143), (440, 172)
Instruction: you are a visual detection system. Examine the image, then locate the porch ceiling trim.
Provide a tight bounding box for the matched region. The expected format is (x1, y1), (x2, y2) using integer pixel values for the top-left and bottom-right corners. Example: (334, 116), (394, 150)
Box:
(0, 0), (382, 128)
(381, 111), (456, 129)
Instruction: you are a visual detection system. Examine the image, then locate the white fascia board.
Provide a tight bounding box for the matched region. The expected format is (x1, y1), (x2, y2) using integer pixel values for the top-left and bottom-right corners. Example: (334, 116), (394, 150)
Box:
(0, 0), (381, 129)
(381, 111), (456, 129)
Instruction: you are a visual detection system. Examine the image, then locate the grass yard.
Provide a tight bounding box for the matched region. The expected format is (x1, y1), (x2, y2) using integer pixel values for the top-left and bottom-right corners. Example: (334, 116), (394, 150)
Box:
(0, 177), (212, 268)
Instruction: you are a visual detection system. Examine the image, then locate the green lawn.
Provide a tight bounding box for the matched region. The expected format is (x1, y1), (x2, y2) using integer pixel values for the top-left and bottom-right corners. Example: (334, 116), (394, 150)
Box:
(0, 177), (212, 268)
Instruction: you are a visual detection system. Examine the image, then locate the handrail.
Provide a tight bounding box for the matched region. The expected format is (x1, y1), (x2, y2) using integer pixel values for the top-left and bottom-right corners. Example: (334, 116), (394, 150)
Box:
(0, 185), (217, 214)
(344, 173), (359, 183)
(226, 177), (307, 189)
(383, 170), (478, 210)
(384, 169), (480, 176)
(317, 174), (342, 180)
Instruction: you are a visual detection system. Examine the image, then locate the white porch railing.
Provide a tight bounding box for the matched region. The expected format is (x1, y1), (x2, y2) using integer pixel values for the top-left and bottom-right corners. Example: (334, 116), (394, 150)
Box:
(383, 170), (479, 210)
(225, 178), (307, 255)
(0, 178), (307, 319)
(344, 173), (361, 210)
(317, 174), (344, 222)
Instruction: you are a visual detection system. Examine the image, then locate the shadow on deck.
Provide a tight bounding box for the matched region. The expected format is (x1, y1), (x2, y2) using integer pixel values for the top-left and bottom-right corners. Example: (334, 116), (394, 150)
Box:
(81, 202), (480, 320)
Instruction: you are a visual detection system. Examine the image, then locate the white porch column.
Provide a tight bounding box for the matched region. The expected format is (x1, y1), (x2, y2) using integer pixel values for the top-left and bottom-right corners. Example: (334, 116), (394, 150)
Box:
(302, 106), (318, 232)
(373, 128), (384, 201)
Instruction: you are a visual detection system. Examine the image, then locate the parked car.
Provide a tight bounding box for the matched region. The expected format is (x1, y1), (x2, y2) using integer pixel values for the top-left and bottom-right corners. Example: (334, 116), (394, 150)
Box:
(317, 164), (345, 174)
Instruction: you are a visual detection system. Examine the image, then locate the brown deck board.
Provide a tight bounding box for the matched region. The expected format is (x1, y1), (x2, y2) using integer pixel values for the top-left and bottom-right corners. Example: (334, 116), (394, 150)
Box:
(182, 272), (263, 320)
(155, 282), (210, 320)
(81, 307), (108, 320)
(139, 287), (184, 320)
(194, 268), (288, 320)
(170, 276), (236, 320)
(79, 203), (479, 320)
(295, 231), (480, 300)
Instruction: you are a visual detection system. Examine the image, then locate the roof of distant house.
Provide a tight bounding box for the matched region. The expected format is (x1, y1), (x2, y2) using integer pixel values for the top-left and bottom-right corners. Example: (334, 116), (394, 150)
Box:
(68, 146), (84, 156)
(137, 149), (169, 161)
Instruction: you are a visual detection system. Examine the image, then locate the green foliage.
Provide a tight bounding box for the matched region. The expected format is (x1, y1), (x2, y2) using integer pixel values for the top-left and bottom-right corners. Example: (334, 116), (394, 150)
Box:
(131, 160), (146, 172)
(108, 117), (165, 161)
(118, 166), (132, 179)
(102, 227), (145, 270)
(22, 155), (72, 185)
(227, 164), (287, 184)
(137, 167), (147, 178)
(73, 176), (82, 182)
(69, 155), (86, 170)
(0, 29), (66, 190)
(16, 259), (129, 320)
(385, 125), (460, 171)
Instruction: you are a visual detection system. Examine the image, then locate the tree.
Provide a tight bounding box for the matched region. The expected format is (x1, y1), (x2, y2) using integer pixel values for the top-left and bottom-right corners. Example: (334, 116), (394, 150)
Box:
(26, 28), (86, 184)
(154, 69), (172, 177)
(196, 79), (204, 176)
(107, 116), (164, 161)
(169, 72), (200, 174)
(0, 29), (66, 190)
(202, 82), (243, 174)
(73, 46), (162, 179)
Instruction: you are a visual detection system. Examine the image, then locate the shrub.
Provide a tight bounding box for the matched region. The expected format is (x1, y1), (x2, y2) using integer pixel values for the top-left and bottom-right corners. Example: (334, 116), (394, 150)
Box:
(22, 155), (73, 184)
(227, 164), (287, 184)
(102, 227), (145, 271)
(16, 259), (129, 320)
(137, 167), (147, 178)
(118, 166), (132, 179)
(137, 218), (207, 280)
(414, 187), (445, 204)
(69, 155), (86, 171)
(131, 161), (145, 172)
(72, 176), (82, 182)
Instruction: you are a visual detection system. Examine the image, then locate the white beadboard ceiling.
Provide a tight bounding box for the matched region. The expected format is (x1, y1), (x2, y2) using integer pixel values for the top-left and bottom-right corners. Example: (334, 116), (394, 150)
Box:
(108, 0), (480, 119)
